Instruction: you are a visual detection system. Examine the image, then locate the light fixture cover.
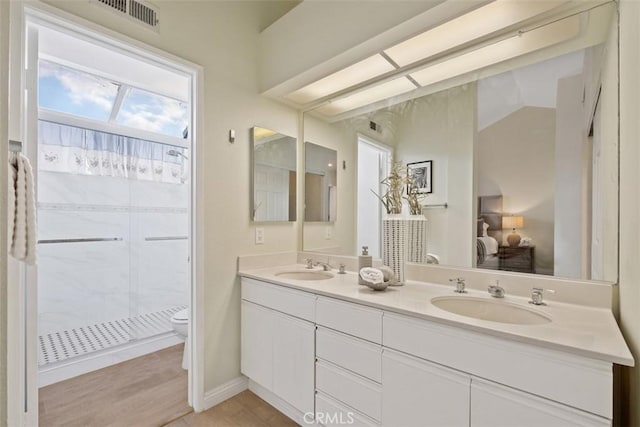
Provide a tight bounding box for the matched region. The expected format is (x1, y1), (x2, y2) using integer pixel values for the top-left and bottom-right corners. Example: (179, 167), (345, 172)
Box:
(384, 0), (569, 67)
(315, 77), (416, 116)
(285, 54), (395, 105)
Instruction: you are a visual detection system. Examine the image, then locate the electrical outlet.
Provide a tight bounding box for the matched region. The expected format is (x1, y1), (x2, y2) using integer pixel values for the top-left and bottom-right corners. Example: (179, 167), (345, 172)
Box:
(255, 227), (265, 244)
(325, 226), (332, 240)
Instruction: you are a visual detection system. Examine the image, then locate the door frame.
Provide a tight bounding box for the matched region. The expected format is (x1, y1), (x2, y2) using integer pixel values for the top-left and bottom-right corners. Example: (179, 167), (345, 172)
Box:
(7, 3), (206, 424)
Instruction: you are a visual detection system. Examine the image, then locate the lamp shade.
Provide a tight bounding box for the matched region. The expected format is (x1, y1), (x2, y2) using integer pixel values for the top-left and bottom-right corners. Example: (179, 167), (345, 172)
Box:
(502, 216), (524, 229)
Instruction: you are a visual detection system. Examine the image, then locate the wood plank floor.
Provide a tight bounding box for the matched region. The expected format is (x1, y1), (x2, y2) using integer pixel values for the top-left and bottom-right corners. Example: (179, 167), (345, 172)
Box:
(164, 390), (298, 427)
(40, 344), (191, 427)
(39, 343), (297, 427)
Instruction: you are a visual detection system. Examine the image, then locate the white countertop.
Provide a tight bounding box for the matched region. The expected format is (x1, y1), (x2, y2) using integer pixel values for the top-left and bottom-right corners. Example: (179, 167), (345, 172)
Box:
(239, 264), (634, 366)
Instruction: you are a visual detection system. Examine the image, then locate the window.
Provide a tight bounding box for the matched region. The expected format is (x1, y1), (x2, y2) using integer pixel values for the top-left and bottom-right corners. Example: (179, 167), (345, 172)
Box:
(38, 60), (189, 140)
(38, 60), (119, 121)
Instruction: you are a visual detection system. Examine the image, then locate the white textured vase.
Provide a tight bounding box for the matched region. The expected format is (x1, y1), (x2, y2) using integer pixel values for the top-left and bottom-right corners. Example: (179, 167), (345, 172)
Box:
(407, 216), (428, 264)
(382, 216), (428, 283)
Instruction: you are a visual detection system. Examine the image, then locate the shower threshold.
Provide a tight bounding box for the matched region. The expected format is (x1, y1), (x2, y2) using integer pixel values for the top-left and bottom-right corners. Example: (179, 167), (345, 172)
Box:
(38, 306), (187, 387)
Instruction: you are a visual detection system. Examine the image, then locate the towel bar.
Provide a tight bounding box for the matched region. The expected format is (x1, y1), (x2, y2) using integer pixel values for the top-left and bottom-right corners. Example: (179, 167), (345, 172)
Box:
(37, 237), (123, 244)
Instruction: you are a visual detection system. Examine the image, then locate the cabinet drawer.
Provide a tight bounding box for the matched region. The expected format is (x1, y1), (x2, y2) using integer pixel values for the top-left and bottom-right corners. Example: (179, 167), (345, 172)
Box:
(316, 361), (382, 421)
(383, 312), (613, 418)
(470, 378), (609, 427)
(241, 278), (315, 321)
(316, 297), (382, 343)
(317, 327), (382, 383)
(316, 392), (380, 427)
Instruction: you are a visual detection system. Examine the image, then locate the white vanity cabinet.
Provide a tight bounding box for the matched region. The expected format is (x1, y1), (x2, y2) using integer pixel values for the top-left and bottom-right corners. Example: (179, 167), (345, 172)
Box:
(470, 378), (609, 427)
(240, 277), (617, 427)
(240, 279), (316, 418)
(315, 297), (384, 425)
(382, 348), (471, 427)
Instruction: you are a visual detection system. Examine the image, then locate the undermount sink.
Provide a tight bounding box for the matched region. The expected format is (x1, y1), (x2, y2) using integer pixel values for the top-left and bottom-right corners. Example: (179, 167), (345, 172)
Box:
(275, 271), (335, 281)
(431, 296), (551, 325)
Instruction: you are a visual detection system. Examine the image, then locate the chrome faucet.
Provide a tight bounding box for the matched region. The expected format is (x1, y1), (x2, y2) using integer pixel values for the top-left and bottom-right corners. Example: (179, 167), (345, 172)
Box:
(314, 261), (332, 271)
(305, 258), (314, 269)
(488, 281), (505, 298)
(529, 287), (551, 306)
(449, 277), (467, 293)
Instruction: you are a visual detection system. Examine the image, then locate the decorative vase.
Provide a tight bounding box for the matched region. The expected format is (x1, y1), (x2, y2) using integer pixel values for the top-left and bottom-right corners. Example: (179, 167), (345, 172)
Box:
(406, 215), (428, 264)
(382, 215), (428, 284)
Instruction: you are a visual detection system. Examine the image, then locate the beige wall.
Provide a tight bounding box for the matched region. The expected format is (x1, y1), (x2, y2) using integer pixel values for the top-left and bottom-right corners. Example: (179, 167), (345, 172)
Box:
(38, 0), (300, 393)
(618, 1), (640, 425)
(477, 107), (556, 275)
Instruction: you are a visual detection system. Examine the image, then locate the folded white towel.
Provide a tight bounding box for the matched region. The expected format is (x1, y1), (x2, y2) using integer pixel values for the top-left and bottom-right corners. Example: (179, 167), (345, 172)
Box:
(9, 153), (37, 265)
(379, 266), (396, 283)
(359, 267), (384, 285)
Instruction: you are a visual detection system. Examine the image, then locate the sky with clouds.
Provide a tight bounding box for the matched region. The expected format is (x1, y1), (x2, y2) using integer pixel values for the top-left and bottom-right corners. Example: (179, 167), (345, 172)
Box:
(39, 60), (188, 138)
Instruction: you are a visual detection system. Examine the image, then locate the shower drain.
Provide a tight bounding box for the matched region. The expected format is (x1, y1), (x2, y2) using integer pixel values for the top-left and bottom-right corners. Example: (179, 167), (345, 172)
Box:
(38, 306), (186, 366)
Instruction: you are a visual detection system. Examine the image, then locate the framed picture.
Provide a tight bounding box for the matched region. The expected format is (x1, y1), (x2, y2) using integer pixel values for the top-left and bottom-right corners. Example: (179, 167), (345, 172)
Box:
(407, 160), (432, 194)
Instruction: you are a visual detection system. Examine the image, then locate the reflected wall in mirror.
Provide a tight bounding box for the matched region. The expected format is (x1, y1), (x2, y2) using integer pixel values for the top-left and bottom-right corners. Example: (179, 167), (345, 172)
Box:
(304, 142), (337, 222)
(251, 127), (297, 222)
(302, 15), (618, 282)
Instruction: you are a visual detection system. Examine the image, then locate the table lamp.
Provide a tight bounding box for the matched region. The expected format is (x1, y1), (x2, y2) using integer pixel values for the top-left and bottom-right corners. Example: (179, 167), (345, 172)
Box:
(502, 215), (524, 247)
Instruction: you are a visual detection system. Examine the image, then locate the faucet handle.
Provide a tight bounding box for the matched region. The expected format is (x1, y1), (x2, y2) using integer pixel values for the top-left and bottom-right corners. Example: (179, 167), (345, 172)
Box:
(305, 258), (314, 269)
(529, 288), (554, 306)
(338, 263), (346, 274)
(449, 277), (467, 293)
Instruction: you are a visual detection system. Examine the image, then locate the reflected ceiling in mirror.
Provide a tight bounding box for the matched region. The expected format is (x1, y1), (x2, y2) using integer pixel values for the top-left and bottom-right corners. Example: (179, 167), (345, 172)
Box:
(251, 126), (297, 222)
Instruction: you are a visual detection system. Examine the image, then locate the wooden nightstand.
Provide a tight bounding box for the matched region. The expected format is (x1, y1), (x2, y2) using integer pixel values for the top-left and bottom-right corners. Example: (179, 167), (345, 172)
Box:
(498, 245), (535, 274)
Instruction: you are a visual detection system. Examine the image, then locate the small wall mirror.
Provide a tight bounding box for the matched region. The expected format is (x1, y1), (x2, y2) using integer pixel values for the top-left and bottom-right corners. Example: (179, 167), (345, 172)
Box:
(251, 127), (297, 222)
(304, 142), (337, 222)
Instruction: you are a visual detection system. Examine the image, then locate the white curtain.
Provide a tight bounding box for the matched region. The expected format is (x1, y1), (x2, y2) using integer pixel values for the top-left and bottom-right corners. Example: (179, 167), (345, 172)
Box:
(38, 121), (188, 184)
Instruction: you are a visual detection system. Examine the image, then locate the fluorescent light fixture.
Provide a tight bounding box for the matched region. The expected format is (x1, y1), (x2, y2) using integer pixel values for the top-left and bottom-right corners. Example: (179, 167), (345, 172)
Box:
(315, 77), (416, 116)
(410, 14), (580, 87)
(385, 0), (569, 67)
(285, 54), (396, 105)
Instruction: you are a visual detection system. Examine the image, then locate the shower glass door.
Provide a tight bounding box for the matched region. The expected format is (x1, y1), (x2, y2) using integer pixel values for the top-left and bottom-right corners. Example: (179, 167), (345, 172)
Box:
(35, 51), (190, 374)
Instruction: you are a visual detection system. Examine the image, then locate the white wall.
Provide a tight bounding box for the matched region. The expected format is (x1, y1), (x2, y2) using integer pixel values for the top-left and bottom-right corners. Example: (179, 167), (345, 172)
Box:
(553, 75), (587, 279)
(617, 1), (640, 425)
(0, 0), (9, 422)
(395, 84), (476, 267)
(39, 0), (300, 394)
(477, 106), (556, 275)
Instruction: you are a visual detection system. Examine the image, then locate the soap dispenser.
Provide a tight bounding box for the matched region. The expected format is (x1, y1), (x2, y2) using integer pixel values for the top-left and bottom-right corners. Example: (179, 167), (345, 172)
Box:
(358, 246), (372, 285)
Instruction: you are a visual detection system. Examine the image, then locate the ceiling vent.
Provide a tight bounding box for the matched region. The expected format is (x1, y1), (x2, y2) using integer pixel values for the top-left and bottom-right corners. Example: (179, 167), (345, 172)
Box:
(94, 0), (159, 30)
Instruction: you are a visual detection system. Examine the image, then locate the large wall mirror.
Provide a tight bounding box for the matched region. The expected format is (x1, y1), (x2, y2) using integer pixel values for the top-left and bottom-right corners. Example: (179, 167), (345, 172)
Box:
(302, 3), (618, 282)
(251, 126), (297, 222)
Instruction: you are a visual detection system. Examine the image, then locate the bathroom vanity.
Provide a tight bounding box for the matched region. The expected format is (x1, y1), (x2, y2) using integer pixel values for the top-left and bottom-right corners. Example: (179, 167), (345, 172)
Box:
(239, 264), (633, 427)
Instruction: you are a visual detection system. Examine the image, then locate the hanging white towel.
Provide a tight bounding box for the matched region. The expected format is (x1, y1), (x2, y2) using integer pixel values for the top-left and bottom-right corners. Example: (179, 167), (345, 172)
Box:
(9, 153), (36, 265)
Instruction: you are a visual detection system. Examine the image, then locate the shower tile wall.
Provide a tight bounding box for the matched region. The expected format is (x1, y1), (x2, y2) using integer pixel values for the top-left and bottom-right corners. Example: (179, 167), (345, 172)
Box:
(37, 171), (189, 337)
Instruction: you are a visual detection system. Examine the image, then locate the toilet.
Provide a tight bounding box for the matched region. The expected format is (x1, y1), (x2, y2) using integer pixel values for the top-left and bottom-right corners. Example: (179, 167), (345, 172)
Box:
(170, 308), (189, 370)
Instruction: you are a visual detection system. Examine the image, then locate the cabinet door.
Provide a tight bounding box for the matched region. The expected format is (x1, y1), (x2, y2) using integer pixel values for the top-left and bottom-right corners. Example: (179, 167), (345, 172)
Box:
(241, 300), (274, 389)
(382, 349), (470, 427)
(273, 311), (315, 414)
(470, 378), (610, 427)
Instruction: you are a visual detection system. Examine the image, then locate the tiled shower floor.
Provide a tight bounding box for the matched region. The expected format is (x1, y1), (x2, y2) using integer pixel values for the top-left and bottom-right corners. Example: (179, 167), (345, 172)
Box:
(38, 306), (187, 366)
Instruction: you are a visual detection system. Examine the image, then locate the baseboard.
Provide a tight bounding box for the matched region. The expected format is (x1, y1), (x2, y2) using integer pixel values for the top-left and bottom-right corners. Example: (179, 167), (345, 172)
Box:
(248, 380), (307, 425)
(202, 376), (249, 410)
